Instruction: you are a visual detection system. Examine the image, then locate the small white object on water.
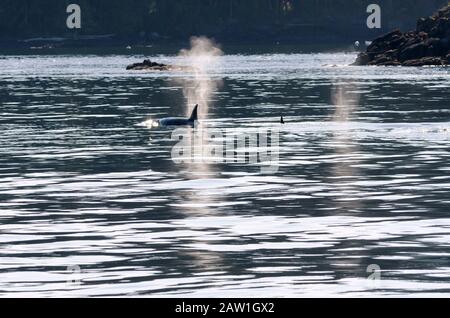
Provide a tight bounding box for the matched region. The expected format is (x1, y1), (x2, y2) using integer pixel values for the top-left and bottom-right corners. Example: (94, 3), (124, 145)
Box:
(138, 119), (157, 129)
(142, 119), (160, 129)
(354, 41), (360, 48)
(126, 46), (132, 50)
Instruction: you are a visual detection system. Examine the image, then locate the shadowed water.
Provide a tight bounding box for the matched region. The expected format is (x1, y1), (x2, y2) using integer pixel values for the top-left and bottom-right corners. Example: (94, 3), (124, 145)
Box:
(0, 52), (450, 297)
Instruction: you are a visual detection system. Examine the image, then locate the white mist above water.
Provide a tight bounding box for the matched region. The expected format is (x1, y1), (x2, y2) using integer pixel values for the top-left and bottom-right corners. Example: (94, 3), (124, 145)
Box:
(331, 81), (361, 123)
(178, 37), (223, 119)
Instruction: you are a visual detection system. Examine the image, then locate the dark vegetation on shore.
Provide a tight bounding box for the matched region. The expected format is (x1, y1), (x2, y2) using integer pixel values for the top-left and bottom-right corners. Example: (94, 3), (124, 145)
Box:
(0, 0), (448, 47)
(354, 4), (450, 66)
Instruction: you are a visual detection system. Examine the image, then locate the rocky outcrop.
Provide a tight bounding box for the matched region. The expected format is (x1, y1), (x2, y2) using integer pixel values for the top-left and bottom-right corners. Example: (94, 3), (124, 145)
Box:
(126, 59), (194, 71)
(353, 4), (450, 66)
(126, 59), (172, 71)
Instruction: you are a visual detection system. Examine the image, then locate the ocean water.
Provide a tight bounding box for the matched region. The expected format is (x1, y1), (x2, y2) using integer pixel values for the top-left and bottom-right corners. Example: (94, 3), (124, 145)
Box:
(0, 52), (450, 297)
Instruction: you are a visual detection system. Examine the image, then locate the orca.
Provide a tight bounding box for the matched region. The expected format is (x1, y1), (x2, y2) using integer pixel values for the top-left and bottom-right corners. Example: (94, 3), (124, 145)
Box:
(280, 116), (285, 124)
(158, 104), (199, 127)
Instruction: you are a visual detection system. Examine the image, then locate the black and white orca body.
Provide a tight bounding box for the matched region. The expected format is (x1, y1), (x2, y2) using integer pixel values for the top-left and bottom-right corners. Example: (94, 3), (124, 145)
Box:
(158, 104), (199, 127)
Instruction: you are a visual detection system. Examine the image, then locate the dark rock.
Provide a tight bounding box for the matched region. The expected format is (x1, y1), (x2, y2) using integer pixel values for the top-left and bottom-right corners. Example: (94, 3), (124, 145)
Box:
(368, 29), (402, 47)
(399, 42), (428, 62)
(417, 17), (437, 34)
(353, 4), (450, 67)
(369, 55), (394, 65)
(367, 29), (402, 54)
(126, 59), (171, 71)
(402, 57), (445, 66)
(377, 61), (402, 66)
(384, 49), (399, 58)
(352, 52), (370, 65)
(430, 18), (450, 38)
(389, 36), (407, 49)
(126, 59), (194, 71)
(426, 38), (448, 56)
(398, 34), (422, 52)
(436, 5), (450, 18)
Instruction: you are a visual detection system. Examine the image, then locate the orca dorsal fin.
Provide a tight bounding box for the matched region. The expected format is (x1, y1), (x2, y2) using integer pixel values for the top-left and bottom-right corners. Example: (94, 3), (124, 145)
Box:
(189, 104), (199, 122)
(280, 116), (285, 124)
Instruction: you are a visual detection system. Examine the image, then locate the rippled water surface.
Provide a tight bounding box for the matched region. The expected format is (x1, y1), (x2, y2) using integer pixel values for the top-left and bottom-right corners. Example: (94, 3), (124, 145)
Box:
(1, 52), (450, 297)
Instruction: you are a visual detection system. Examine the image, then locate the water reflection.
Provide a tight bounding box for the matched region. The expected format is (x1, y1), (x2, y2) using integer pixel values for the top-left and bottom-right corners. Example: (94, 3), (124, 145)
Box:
(0, 52), (450, 296)
(166, 37), (226, 273)
(328, 80), (364, 279)
(329, 80), (363, 213)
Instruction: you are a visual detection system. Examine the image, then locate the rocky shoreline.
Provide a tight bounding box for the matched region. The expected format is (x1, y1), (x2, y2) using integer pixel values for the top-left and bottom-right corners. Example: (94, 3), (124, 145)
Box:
(126, 59), (195, 71)
(354, 4), (450, 66)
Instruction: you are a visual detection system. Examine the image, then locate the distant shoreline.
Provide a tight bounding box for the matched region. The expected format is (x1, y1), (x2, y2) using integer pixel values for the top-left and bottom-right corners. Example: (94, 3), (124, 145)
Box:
(0, 34), (364, 50)
(0, 43), (358, 56)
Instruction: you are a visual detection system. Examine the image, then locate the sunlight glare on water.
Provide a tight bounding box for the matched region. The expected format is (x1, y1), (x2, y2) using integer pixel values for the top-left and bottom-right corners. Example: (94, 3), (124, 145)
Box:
(0, 52), (450, 296)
